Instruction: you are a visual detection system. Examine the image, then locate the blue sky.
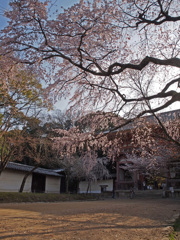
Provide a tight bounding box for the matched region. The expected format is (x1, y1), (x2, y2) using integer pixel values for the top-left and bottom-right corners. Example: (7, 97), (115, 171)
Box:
(0, 0), (79, 29)
(0, 0), (10, 29)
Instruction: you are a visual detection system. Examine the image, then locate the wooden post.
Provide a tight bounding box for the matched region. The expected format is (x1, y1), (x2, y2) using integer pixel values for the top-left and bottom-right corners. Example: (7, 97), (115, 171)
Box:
(116, 159), (120, 190)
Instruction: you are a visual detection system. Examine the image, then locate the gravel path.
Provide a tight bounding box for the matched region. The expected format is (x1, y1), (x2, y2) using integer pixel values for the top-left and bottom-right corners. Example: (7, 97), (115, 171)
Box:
(0, 197), (179, 240)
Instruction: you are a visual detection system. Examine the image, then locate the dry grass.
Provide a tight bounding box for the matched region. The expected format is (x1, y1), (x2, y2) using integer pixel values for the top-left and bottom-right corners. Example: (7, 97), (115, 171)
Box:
(0, 192), (100, 203)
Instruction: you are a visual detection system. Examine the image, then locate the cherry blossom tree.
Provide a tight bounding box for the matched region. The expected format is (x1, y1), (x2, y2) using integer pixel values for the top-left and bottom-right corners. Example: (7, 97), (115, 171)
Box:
(123, 110), (180, 180)
(53, 150), (110, 193)
(53, 109), (179, 177)
(1, 0), (180, 179)
(0, 0), (179, 125)
(18, 122), (55, 192)
(0, 55), (50, 174)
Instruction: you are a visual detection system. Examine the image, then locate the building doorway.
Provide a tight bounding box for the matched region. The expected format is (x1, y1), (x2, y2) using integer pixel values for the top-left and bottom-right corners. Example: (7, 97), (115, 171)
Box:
(31, 173), (46, 193)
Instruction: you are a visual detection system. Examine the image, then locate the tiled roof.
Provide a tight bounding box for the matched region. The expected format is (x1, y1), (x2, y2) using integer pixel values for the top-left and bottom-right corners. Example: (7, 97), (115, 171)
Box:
(6, 162), (62, 177)
(113, 109), (180, 131)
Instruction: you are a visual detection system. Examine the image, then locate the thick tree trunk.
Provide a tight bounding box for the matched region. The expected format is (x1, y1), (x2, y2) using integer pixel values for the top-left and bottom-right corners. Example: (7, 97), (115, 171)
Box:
(19, 166), (38, 193)
(0, 160), (8, 175)
(86, 180), (91, 194)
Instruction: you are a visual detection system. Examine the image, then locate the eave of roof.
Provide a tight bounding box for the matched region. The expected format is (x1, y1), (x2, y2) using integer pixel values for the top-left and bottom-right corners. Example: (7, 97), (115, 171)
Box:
(6, 162), (63, 177)
(109, 109), (180, 132)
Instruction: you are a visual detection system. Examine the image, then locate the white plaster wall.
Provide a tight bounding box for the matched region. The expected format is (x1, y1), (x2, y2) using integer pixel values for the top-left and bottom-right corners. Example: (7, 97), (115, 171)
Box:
(79, 179), (113, 193)
(0, 169), (32, 192)
(45, 176), (61, 193)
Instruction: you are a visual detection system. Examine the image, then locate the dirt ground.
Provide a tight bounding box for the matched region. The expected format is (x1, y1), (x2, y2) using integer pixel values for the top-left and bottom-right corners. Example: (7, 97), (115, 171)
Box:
(0, 196), (180, 240)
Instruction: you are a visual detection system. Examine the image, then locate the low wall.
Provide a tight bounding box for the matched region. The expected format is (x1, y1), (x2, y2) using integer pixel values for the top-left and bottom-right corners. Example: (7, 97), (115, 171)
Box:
(0, 169), (32, 192)
(79, 179), (113, 194)
(45, 176), (61, 193)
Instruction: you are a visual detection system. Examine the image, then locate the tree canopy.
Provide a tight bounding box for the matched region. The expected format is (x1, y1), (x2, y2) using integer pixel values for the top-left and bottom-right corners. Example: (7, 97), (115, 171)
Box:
(0, 0), (180, 178)
(0, 0), (179, 127)
(0, 55), (51, 173)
